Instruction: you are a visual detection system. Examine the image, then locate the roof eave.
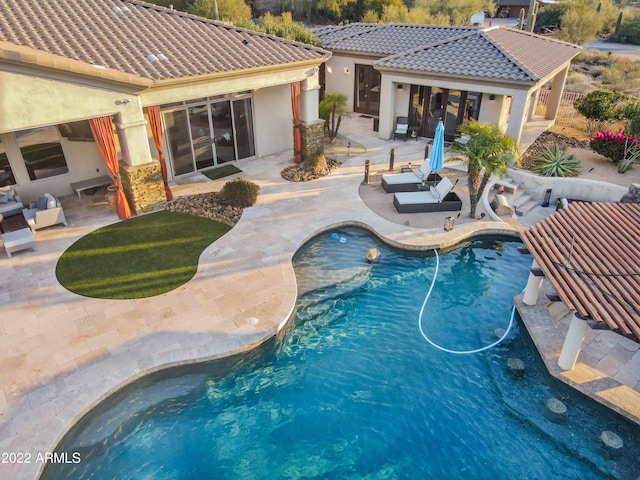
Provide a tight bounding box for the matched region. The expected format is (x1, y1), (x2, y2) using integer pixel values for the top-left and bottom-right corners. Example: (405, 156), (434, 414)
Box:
(374, 65), (537, 88)
(0, 42), (153, 91)
(151, 57), (330, 88)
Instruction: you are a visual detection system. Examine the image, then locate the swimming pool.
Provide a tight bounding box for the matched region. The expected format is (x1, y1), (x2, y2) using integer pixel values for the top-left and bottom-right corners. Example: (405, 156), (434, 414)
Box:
(42, 227), (640, 479)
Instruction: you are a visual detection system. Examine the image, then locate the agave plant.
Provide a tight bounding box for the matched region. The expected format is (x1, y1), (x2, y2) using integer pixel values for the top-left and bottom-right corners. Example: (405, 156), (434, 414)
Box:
(532, 145), (582, 177)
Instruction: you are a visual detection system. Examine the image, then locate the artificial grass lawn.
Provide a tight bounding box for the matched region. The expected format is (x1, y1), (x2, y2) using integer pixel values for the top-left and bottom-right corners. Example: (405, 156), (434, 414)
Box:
(202, 164), (242, 180)
(56, 211), (231, 299)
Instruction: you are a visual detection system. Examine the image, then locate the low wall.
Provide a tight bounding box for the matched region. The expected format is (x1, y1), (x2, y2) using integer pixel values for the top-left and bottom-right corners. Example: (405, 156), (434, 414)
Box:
(507, 168), (628, 203)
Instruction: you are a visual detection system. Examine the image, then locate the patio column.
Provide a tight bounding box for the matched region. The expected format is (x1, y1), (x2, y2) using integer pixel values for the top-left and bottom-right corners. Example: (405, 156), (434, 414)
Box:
(378, 75), (395, 140)
(523, 259), (544, 305)
(557, 311), (589, 371)
(545, 65), (570, 121)
(505, 90), (531, 145)
(299, 74), (325, 162)
(114, 109), (165, 214)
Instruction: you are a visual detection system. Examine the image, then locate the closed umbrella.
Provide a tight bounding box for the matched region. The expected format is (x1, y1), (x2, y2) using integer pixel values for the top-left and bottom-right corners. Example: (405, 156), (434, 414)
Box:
(429, 120), (445, 173)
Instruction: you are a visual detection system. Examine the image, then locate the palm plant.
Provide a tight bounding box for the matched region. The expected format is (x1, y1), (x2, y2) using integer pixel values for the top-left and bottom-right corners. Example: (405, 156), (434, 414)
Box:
(533, 145), (582, 177)
(319, 92), (350, 143)
(451, 121), (519, 218)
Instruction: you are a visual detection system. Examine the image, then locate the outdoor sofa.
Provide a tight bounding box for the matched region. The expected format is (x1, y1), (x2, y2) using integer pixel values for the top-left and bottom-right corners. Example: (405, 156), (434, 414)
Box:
(22, 193), (68, 232)
(393, 176), (462, 213)
(0, 186), (24, 217)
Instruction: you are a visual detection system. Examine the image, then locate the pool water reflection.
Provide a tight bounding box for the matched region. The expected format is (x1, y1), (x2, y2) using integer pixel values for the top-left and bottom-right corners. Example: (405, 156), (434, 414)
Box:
(42, 228), (640, 479)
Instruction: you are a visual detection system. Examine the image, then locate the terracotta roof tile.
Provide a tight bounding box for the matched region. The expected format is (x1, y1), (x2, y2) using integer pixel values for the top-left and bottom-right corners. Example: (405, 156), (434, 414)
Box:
(0, 0), (329, 82)
(317, 23), (580, 84)
(521, 202), (640, 342)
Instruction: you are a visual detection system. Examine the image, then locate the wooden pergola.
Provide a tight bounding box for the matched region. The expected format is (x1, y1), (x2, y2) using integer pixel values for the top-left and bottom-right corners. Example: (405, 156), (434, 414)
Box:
(520, 202), (640, 367)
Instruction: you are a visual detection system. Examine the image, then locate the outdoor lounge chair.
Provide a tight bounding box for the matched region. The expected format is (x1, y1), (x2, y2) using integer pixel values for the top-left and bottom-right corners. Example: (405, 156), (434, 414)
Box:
(393, 176), (462, 213)
(381, 161), (441, 193)
(393, 116), (409, 141)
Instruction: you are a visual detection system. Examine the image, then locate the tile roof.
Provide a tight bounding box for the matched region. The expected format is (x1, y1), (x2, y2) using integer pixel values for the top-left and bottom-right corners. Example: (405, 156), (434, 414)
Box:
(0, 0), (329, 82)
(316, 23), (579, 84)
(314, 23), (472, 55)
(521, 202), (640, 343)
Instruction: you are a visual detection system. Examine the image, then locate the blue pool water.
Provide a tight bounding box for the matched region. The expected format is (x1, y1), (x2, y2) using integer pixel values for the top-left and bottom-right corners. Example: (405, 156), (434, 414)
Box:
(43, 228), (640, 479)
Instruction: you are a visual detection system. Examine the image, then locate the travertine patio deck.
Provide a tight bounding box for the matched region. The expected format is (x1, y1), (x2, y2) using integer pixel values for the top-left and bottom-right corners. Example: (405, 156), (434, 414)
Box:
(0, 116), (638, 480)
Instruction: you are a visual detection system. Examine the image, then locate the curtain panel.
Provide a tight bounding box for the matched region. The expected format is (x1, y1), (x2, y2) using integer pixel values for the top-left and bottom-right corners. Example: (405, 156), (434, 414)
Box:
(147, 106), (173, 201)
(89, 116), (132, 219)
(291, 82), (302, 164)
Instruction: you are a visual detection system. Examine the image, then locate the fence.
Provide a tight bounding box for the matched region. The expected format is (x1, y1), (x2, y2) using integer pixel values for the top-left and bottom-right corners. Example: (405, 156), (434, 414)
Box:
(535, 89), (586, 129)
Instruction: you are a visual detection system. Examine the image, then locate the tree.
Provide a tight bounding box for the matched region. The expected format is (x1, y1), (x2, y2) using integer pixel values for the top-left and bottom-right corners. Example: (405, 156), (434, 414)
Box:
(189, 0), (251, 22)
(574, 89), (627, 134)
(319, 93), (350, 143)
(451, 122), (518, 218)
(237, 12), (321, 46)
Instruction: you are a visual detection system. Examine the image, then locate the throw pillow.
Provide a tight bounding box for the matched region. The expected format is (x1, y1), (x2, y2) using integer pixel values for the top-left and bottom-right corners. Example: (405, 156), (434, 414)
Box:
(0, 186), (15, 201)
(44, 193), (57, 209)
(37, 195), (47, 211)
(0, 194), (7, 204)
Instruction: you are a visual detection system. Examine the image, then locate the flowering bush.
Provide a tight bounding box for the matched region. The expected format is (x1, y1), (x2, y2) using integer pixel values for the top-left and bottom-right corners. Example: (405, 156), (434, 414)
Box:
(589, 130), (640, 163)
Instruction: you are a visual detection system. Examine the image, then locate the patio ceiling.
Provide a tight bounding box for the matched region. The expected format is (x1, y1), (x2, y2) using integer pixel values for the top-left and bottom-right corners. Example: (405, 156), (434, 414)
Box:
(520, 201), (640, 343)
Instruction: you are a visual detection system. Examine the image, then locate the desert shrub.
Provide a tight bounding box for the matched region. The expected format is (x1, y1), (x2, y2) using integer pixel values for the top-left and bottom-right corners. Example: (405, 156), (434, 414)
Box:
(589, 130), (640, 163)
(565, 71), (596, 93)
(574, 89), (626, 134)
(304, 153), (328, 174)
(532, 145), (582, 177)
(218, 178), (259, 208)
(622, 99), (640, 136)
(609, 10), (640, 45)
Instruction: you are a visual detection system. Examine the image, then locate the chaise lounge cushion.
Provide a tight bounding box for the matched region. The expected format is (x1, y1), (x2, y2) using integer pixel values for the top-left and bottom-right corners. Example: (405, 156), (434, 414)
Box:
(393, 176), (462, 213)
(382, 161), (440, 193)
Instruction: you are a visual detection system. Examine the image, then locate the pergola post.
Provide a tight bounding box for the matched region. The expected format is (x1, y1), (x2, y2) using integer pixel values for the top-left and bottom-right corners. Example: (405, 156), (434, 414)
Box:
(523, 259), (543, 305)
(557, 311), (589, 371)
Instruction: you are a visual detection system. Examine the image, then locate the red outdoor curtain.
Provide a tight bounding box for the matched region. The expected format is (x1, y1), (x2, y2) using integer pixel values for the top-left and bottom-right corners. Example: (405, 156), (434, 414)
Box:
(291, 82), (302, 164)
(89, 116), (132, 219)
(147, 105), (173, 201)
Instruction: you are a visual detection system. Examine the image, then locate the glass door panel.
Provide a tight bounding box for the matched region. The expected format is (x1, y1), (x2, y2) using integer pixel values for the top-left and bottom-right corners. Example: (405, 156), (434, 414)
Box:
(188, 105), (214, 171)
(444, 90), (461, 139)
(164, 110), (194, 176)
(409, 85), (426, 137)
(355, 65), (368, 114)
(426, 87), (444, 138)
(211, 101), (236, 164)
(368, 68), (381, 115)
(233, 98), (255, 160)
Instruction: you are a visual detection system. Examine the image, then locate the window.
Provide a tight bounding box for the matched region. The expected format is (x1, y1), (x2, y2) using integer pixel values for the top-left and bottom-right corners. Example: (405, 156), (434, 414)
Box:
(16, 126), (69, 181)
(0, 137), (16, 187)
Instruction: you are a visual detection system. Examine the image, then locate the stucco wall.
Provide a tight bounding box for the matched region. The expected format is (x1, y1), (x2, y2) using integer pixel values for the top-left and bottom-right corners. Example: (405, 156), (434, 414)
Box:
(323, 55), (357, 112)
(507, 168), (628, 203)
(253, 84), (293, 158)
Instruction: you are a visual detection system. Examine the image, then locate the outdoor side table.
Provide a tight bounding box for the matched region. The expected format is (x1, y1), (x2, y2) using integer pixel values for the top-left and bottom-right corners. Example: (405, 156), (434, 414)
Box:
(2, 228), (36, 257)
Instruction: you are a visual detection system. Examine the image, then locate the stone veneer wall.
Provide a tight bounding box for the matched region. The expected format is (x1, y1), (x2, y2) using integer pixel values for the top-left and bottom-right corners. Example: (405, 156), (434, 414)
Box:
(119, 159), (167, 214)
(300, 119), (325, 162)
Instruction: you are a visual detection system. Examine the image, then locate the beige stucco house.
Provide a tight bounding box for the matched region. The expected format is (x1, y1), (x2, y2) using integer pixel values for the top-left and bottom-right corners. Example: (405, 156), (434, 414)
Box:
(0, 0), (329, 213)
(314, 23), (580, 145)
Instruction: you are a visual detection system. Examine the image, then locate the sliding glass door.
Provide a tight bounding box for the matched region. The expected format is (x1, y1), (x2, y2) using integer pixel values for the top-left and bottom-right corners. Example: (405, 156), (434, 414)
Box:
(409, 86), (482, 141)
(163, 95), (255, 177)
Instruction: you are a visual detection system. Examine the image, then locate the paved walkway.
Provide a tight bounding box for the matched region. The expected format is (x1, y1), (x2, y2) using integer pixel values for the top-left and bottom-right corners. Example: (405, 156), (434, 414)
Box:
(0, 116), (638, 479)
